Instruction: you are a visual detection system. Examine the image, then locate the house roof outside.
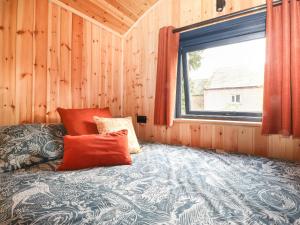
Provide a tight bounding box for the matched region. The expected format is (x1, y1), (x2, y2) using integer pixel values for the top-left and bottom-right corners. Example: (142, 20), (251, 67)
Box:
(203, 66), (264, 90)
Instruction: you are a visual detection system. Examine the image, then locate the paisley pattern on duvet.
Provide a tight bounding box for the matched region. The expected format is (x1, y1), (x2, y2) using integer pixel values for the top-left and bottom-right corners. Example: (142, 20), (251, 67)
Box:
(1, 143), (300, 225)
(0, 124), (66, 173)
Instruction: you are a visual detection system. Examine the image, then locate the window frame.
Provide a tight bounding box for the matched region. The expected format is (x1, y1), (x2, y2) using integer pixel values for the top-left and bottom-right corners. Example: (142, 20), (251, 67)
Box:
(176, 12), (266, 122)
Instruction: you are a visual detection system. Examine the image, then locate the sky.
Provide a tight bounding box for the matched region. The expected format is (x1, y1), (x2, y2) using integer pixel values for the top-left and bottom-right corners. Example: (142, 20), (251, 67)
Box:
(188, 38), (266, 81)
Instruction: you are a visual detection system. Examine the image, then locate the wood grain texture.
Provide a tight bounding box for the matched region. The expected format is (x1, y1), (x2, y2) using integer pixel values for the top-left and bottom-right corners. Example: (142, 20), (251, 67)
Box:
(0, 0), (17, 125)
(1, 0), (300, 162)
(81, 20), (92, 108)
(57, 0), (159, 34)
(59, 8), (72, 109)
(90, 23), (100, 108)
(34, 0), (48, 123)
(16, 0), (34, 124)
(71, 14), (83, 109)
(0, 0), (123, 125)
(47, 2), (61, 123)
(123, 0), (300, 162)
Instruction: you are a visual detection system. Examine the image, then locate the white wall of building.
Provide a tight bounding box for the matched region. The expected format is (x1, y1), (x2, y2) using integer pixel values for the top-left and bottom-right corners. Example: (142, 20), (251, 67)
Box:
(203, 87), (263, 112)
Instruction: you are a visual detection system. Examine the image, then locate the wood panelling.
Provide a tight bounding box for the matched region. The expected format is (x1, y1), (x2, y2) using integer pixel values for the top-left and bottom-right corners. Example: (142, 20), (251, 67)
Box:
(1, 0), (300, 162)
(59, 8), (72, 110)
(123, 0), (300, 162)
(47, 3), (61, 123)
(16, 0), (34, 124)
(0, 0), (123, 125)
(34, 0), (48, 123)
(0, 0), (17, 125)
(56, 0), (159, 34)
(71, 14), (83, 109)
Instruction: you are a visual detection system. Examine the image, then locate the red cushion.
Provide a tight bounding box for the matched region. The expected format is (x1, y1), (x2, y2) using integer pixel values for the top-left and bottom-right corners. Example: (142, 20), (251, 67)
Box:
(58, 130), (131, 171)
(57, 107), (112, 135)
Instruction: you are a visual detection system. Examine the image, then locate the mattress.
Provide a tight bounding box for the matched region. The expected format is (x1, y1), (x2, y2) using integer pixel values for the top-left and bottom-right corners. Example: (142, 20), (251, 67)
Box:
(1, 143), (300, 225)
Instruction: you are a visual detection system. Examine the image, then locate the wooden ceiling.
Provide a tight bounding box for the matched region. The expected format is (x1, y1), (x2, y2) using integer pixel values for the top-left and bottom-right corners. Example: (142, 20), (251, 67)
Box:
(57, 0), (159, 34)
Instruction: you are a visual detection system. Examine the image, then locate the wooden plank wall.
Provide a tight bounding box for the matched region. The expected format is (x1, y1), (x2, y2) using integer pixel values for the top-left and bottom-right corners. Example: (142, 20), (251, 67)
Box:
(0, 0), (123, 125)
(1, 0), (300, 162)
(123, 0), (300, 162)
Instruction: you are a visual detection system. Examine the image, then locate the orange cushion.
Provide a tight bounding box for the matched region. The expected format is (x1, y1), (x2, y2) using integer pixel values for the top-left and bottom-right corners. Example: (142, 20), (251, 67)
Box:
(57, 107), (112, 135)
(58, 130), (131, 171)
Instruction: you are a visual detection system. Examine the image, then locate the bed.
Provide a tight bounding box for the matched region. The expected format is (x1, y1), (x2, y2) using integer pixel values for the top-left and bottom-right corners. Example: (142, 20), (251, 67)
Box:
(1, 125), (300, 225)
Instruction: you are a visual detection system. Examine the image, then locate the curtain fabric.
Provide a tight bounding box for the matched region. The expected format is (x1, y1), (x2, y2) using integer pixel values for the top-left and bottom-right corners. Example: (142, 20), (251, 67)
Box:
(262, 0), (300, 137)
(154, 26), (179, 127)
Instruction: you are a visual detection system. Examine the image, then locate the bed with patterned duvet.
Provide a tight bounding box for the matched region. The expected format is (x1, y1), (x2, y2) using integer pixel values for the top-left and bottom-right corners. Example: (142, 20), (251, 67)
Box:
(1, 124), (300, 225)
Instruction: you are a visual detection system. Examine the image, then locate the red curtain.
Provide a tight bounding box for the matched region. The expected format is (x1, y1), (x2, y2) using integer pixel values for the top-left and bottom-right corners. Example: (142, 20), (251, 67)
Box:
(154, 26), (179, 127)
(262, 0), (300, 137)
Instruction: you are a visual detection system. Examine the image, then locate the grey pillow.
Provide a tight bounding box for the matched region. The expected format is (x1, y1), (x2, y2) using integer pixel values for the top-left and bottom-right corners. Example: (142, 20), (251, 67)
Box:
(0, 124), (66, 173)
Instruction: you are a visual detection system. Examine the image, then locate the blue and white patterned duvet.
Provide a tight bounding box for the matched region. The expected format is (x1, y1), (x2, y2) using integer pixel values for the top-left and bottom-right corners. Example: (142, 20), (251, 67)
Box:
(1, 143), (300, 225)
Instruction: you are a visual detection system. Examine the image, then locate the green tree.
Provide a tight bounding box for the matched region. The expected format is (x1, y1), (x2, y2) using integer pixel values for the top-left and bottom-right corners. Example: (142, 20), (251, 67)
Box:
(181, 51), (203, 113)
(188, 51), (202, 71)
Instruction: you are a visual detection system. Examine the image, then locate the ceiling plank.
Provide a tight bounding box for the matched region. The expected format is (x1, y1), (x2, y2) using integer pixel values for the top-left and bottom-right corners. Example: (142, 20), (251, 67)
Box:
(89, 0), (135, 27)
(57, 0), (159, 34)
(103, 0), (139, 20)
(116, 0), (147, 16)
(116, 0), (158, 18)
(59, 0), (129, 33)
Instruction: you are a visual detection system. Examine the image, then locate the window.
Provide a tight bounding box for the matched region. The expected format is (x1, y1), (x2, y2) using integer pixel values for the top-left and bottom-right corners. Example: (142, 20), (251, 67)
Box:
(176, 12), (266, 122)
(232, 95), (241, 103)
(235, 95), (240, 103)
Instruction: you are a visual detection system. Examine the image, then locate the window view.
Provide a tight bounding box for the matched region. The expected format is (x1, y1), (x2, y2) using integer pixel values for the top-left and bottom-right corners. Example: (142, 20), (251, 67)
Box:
(184, 38), (265, 114)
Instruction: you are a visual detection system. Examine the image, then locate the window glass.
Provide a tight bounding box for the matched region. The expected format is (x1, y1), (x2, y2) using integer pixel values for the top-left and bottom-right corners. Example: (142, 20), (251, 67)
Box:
(176, 12), (266, 121)
(186, 38), (265, 113)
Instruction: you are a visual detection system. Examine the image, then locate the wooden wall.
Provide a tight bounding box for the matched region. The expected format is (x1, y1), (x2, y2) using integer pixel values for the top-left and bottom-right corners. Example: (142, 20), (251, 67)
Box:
(0, 0), (123, 125)
(1, 0), (300, 162)
(123, 0), (300, 162)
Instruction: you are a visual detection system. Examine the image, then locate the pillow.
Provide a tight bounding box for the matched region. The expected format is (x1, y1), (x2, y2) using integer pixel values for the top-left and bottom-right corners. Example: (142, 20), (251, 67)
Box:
(0, 124), (66, 173)
(93, 116), (141, 154)
(58, 130), (131, 171)
(57, 107), (112, 135)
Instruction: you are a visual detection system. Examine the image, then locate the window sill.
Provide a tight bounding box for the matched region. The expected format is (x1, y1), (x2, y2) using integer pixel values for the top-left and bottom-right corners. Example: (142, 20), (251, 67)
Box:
(174, 118), (262, 127)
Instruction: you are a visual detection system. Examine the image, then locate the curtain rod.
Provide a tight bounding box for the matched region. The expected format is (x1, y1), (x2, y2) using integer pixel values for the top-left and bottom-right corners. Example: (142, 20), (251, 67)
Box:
(173, 0), (282, 33)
